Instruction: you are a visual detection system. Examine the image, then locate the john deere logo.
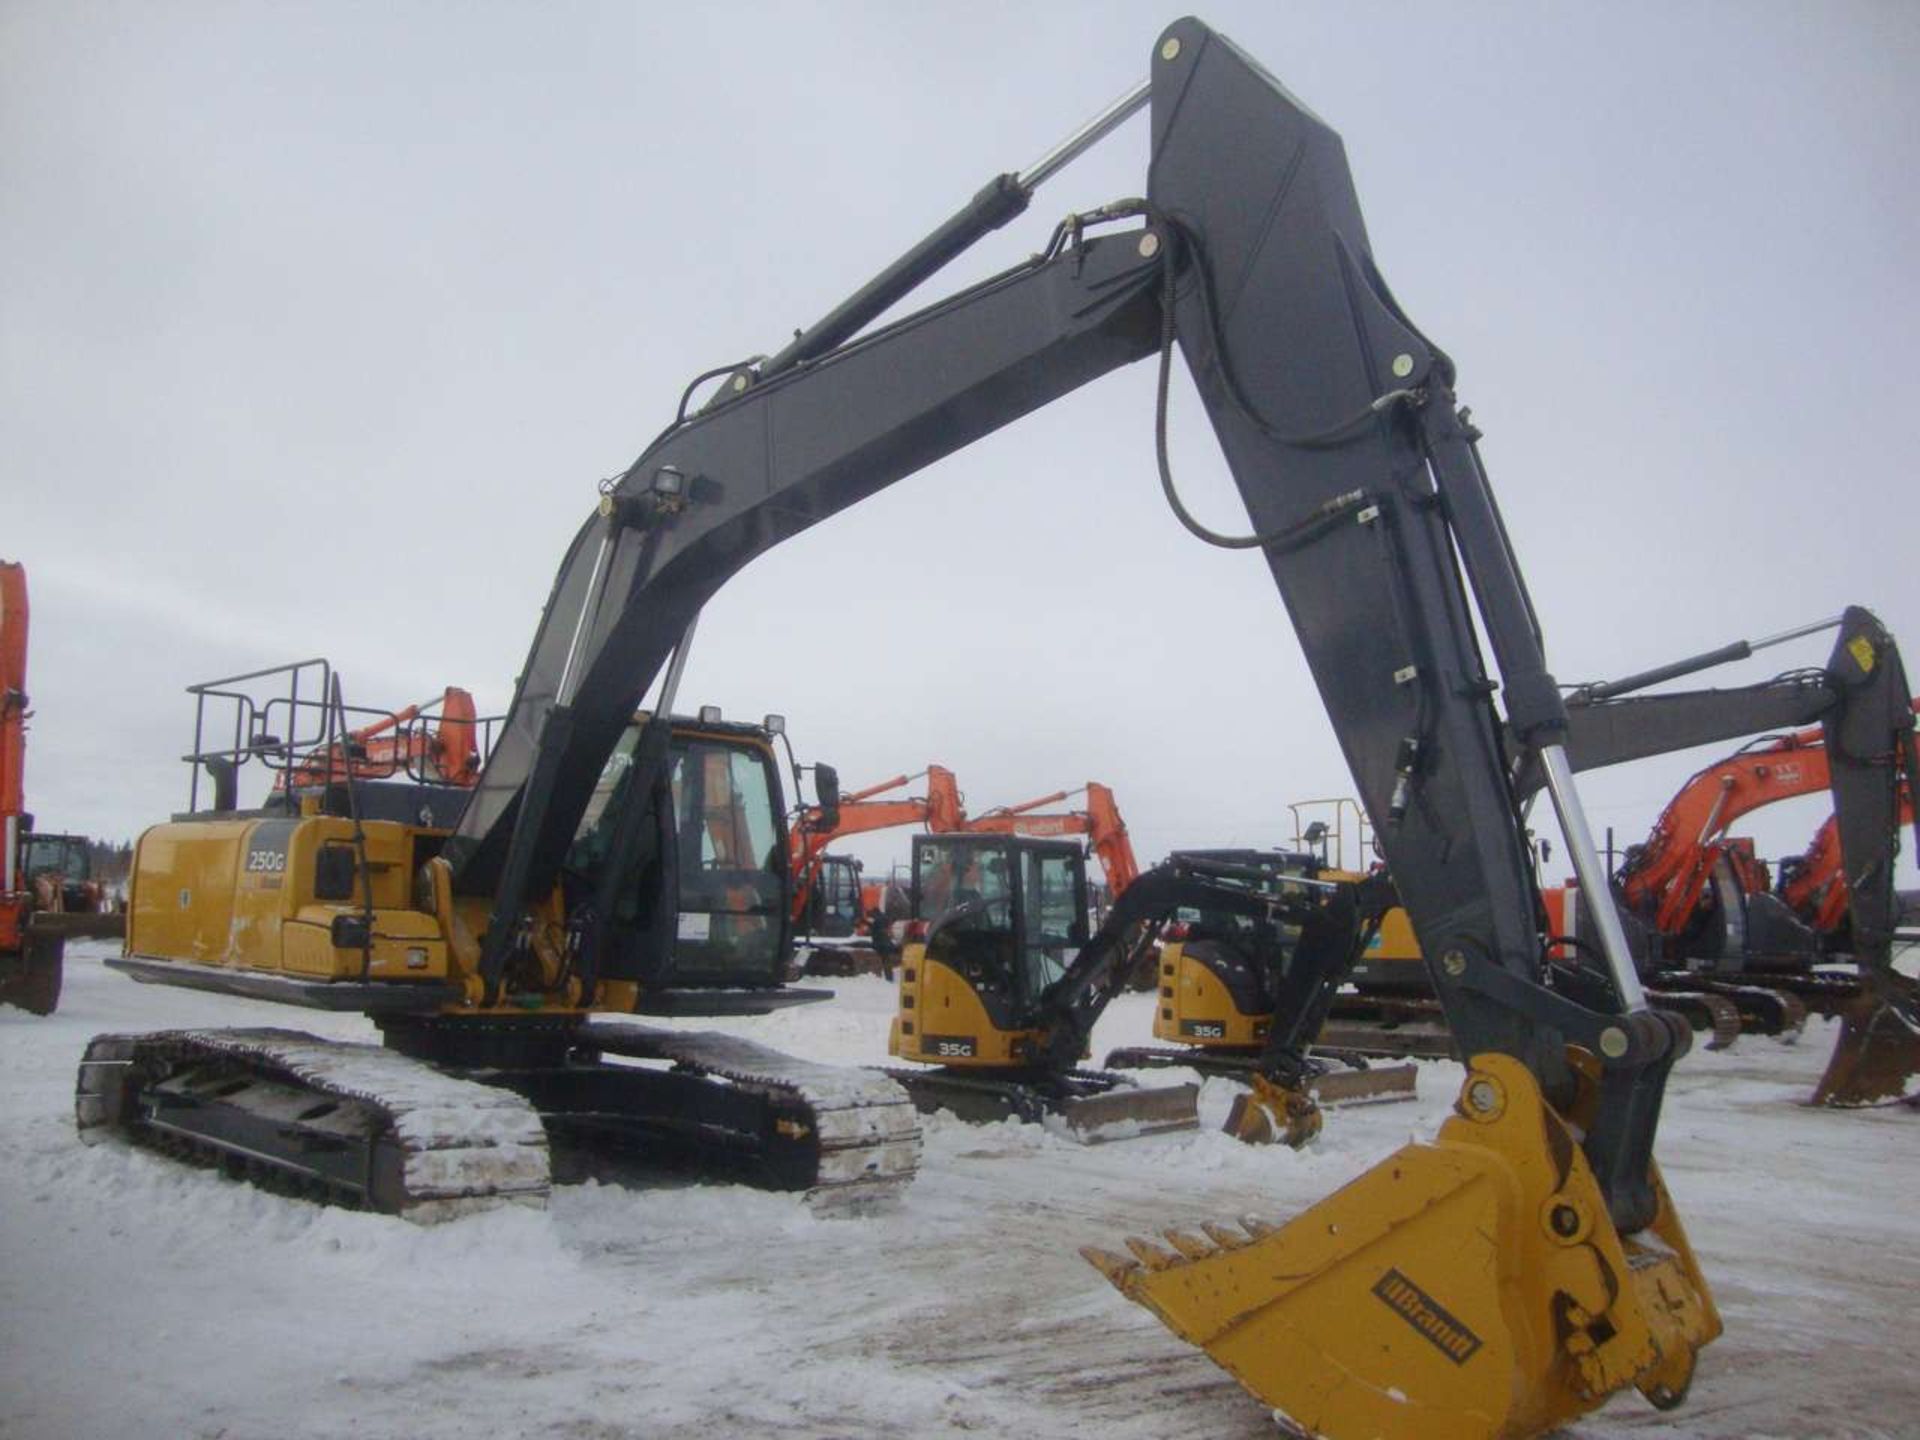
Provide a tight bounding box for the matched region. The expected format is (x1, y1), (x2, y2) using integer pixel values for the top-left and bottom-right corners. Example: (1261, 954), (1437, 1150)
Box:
(1372, 1268), (1482, 1365)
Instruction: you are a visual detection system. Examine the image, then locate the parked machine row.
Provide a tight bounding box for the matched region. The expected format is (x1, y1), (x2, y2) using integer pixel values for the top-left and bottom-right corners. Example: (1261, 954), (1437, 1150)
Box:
(41, 17), (1920, 1440)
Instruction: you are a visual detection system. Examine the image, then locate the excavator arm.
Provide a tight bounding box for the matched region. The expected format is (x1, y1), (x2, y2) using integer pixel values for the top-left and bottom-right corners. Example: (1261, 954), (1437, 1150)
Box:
(962, 781), (1141, 896)
(433, 19), (1721, 1433)
(1607, 677), (1918, 948)
(788, 764), (962, 926)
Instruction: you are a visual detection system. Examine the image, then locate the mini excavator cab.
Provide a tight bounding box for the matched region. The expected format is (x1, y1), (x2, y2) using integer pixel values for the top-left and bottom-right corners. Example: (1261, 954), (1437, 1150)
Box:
(890, 832), (1090, 1064)
(804, 854), (866, 939)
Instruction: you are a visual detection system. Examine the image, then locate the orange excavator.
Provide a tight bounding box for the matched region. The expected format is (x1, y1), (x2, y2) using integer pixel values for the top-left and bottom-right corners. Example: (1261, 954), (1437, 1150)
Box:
(2, 560), (122, 1014)
(788, 765), (965, 972)
(0, 559), (57, 1013)
(1612, 698), (1920, 1033)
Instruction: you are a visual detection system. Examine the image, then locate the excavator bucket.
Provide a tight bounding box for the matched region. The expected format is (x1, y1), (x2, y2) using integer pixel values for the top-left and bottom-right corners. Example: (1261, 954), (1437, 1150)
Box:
(1811, 983), (1920, 1106)
(1083, 1055), (1720, 1439)
(1222, 1075), (1323, 1147)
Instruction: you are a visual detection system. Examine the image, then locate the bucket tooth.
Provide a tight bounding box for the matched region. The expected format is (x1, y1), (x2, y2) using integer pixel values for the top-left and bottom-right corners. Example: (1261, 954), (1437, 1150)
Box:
(1239, 1214), (1279, 1238)
(1124, 1235), (1184, 1271)
(1162, 1228), (1218, 1260)
(1201, 1221), (1252, 1251)
(1079, 1245), (1143, 1287)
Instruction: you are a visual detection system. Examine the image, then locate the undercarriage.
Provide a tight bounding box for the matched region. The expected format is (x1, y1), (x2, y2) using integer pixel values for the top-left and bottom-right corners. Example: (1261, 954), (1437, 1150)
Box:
(77, 1017), (920, 1220)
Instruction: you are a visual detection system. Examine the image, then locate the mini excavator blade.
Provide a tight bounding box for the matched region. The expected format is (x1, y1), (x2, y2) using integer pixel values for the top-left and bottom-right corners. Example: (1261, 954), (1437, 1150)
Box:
(1083, 1055), (1720, 1439)
(1053, 1080), (1200, 1142)
(1810, 980), (1920, 1106)
(1308, 1061), (1419, 1107)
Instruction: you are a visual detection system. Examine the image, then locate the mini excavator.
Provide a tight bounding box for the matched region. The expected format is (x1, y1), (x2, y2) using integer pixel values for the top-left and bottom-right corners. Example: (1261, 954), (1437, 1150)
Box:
(885, 780), (1416, 1125)
(888, 833), (1417, 1137)
(896, 834), (1407, 1140)
(76, 17), (1917, 1434)
(1098, 845), (1420, 1109)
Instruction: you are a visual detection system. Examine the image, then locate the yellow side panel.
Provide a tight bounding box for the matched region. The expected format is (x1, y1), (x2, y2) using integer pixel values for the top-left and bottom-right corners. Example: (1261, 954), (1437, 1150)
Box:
(281, 910), (448, 980)
(127, 815), (442, 980)
(127, 820), (254, 967)
(891, 944), (1039, 1066)
(1151, 941), (1270, 1050)
(1374, 905), (1422, 960)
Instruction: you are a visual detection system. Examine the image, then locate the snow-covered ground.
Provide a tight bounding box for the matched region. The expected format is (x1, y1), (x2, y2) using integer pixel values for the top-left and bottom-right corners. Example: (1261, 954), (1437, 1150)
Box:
(3, 943), (1916, 1439)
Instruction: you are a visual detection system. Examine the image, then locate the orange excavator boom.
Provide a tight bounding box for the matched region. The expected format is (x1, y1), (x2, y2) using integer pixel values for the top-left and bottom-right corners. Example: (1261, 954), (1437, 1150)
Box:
(277, 686), (483, 791)
(963, 780), (1139, 897)
(788, 764), (963, 925)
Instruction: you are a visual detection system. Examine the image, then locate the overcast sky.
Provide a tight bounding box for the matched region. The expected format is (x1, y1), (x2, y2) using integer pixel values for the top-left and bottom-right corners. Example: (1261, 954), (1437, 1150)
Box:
(4, 2), (1916, 889)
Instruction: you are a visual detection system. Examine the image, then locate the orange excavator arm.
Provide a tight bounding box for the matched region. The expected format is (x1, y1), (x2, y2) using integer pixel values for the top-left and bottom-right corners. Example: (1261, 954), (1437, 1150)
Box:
(1621, 695), (1920, 935)
(279, 686), (484, 791)
(1782, 780), (1916, 934)
(2, 563), (28, 934)
(788, 764), (963, 925)
(962, 781), (1139, 897)
(1, 562), (26, 838)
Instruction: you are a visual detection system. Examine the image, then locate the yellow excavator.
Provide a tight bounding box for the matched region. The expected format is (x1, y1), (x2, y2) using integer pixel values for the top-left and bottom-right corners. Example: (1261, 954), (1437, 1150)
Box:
(78, 17), (1920, 1436)
(83, 658), (919, 1214)
(1100, 846), (1420, 1108)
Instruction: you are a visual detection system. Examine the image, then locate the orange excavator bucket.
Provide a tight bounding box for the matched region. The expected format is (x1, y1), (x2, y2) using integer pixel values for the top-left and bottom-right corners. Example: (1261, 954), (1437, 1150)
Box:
(1084, 1054), (1719, 1439)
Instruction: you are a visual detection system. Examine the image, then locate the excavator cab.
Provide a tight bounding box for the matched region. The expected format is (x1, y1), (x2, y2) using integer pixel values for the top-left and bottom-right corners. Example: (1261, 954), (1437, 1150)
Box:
(20, 832), (99, 914)
(565, 710), (794, 990)
(890, 833), (1089, 1065)
(804, 853), (865, 939)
